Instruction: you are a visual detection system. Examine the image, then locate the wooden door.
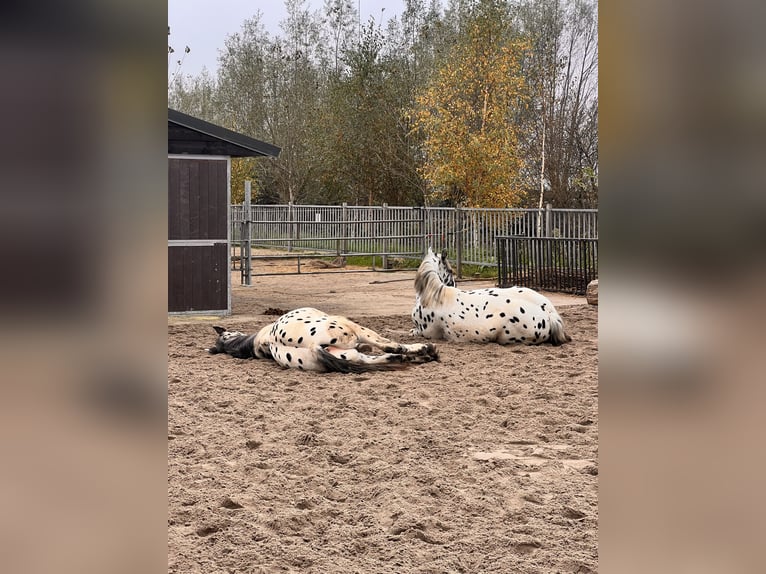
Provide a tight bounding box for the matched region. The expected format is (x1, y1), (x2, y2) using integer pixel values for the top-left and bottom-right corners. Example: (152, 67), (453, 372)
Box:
(168, 157), (229, 313)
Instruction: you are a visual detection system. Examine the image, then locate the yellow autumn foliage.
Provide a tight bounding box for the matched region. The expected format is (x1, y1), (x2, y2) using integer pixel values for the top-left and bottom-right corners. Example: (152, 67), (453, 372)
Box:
(230, 157), (259, 204)
(412, 23), (530, 208)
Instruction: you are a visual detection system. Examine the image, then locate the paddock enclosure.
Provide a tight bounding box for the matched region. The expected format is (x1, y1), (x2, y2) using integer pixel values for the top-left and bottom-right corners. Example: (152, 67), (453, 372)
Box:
(231, 204), (598, 294)
(168, 271), (598, 573)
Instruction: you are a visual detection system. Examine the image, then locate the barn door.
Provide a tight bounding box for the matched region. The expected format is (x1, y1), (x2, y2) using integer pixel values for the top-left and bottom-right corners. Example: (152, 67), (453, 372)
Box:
(168, 156), (230, 313)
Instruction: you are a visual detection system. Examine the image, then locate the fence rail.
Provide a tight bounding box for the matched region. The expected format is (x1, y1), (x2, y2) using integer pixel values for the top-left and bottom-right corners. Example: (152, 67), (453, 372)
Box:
(231, 203), (598, 276)
(496, 236), (598, 295)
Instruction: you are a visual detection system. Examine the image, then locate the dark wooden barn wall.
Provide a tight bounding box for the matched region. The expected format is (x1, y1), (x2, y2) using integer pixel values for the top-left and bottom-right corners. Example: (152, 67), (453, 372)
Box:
(168, 157), (229, 313)
(168, 158), (228, 240)
(168, 244), (228, 313)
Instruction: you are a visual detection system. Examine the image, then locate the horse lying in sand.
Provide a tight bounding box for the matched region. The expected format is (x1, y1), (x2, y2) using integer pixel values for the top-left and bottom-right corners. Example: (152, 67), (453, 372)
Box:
(411, 248), (571, 345)
(209, 307), (439, 373)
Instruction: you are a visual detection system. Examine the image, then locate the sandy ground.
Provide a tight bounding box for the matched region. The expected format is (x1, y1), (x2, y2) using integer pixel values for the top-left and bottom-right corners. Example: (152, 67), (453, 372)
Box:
(168, 265), (598, 573)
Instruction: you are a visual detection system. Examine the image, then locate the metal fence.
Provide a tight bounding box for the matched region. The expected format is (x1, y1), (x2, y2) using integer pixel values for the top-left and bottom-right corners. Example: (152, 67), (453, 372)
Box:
(496, 236), (598, 295)
(231, 203), (598, 277)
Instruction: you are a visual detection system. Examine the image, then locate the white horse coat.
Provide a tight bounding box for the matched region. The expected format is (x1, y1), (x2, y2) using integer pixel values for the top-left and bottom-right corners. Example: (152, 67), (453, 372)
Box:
(411, 248), (571, 345)
(209, 307), (439, 373)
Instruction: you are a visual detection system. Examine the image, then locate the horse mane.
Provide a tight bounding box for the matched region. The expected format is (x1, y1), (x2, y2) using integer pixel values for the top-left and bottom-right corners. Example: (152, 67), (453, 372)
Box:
(214, 332), (257, 359)
(415, 256), (452, 307)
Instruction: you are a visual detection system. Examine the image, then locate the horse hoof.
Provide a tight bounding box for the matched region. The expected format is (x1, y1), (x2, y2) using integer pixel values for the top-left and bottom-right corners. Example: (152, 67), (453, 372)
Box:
(420, 343), (439, 361)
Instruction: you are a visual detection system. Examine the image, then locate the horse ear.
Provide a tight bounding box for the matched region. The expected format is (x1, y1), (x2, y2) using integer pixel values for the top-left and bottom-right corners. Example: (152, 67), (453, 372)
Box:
(213, 325), (227, 335)
(441, 249), (448, 261)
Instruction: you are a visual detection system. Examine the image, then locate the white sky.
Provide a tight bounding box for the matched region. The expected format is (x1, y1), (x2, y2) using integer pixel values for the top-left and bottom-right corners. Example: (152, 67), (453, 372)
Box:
(168, 0), (406, 78)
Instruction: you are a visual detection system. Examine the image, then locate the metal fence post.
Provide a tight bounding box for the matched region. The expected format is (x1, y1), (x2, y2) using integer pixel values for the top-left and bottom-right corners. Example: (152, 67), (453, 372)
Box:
(242, 181), (252, 285)
(382, 203), (389, 269)
(545, 203), (552, 237)
(288, 201), (294, 253)
(455, 205), (463, 279)
(340, 202), (348, 256)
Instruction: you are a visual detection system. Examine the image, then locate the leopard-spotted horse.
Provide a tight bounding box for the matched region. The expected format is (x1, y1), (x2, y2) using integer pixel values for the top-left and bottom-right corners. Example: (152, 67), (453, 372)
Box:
(209, 307), (439, 373)
(411, 248), (571, 345)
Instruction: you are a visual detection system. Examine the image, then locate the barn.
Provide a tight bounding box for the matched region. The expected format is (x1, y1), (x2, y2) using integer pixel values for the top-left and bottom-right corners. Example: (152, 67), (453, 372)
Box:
(168, 108), (280, 314)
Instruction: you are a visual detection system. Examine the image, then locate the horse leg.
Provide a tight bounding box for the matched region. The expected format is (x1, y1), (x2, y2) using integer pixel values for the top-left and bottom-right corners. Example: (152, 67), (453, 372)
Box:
(349, 324), (439, 361)
(317, 346), (437, 373)
(264, 342), (436, 373)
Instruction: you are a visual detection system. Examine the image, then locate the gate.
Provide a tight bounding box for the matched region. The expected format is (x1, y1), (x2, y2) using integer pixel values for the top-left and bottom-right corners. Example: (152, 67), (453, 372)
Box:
(496, 236), (598, 295)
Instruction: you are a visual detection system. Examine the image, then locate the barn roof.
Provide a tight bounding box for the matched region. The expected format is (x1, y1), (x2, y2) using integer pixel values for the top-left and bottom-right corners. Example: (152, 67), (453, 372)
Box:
(168, 108), (281, 158)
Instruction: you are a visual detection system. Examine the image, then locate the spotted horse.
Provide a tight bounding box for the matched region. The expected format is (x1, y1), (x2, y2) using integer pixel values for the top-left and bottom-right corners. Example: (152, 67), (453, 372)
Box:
(411, 247), (572, 345)
(209, 307), (439, 373)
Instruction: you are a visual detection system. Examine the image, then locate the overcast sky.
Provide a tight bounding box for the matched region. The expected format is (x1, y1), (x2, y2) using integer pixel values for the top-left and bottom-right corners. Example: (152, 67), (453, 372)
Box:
(168, 0), (406, 78)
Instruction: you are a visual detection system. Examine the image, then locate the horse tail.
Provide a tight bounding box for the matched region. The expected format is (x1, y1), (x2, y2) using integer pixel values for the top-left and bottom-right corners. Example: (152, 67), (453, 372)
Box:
(315, 347), (410, 373)
(548, 312), (572, 346)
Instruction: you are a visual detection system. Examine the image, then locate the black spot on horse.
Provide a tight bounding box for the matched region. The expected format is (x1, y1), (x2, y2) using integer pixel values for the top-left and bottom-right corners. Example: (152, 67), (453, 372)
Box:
(486, 314), (493, 319)
(520, 307), (525, 314)
(297, 337), (303, 344)
(330, 338), (337, 344)
(286, 352), (292, 363)
(500, 312), (506, 317)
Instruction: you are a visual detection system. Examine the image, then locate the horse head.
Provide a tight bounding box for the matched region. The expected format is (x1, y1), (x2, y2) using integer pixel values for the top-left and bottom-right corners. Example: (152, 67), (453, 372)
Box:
(423, 247), (456, 287)
(415, 247), (456, 307)
(437, 249), (456, 287)
(208, 325), (258, 359)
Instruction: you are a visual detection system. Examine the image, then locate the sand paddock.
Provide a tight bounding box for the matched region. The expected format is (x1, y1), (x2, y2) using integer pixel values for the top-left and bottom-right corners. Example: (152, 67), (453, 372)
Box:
(168, 269), (597, 573)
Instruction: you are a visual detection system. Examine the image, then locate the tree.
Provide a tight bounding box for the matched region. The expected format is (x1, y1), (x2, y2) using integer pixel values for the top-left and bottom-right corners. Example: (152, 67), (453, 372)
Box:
(517, 0), (598, 207)
(167, 26), (191, 89)
(167, 0), (597, 208)
(411, 1), (530, 207)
